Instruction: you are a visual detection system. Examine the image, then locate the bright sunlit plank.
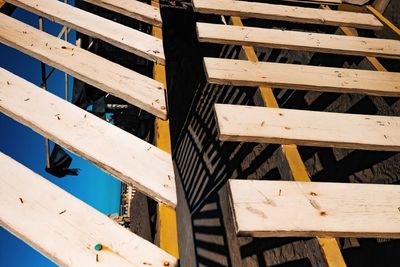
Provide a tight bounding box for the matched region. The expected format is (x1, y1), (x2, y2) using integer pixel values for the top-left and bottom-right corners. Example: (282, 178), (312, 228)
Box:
(228, 179), (400, 238)
(0, 68), (177, 207)
(0, 152), (178, 267)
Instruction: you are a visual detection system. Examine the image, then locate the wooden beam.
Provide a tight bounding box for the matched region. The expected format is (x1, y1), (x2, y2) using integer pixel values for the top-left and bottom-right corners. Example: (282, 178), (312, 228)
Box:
(81, 0), (162, 26)
(230, 16), (346, 267)
(5, 0), (165, 64)
(0, 152), (178, 267)
(367, 5), (400, 37)
(192, 0), (383, 30)
(0, 0), (5, 8)
(228, 179), (400, 238)
(204, 57), (400, 97)
(197, 22), (400, 59)
(0, 68), (176, 207)
(0, 13), (167, 119)
(215, 104), (400, 151)
(151, 0), (179, 257)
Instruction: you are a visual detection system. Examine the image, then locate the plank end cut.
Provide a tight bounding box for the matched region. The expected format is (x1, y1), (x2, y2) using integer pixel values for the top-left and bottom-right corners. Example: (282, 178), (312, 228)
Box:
(228, 179), (400, 238)
(0, 151), (178, 267)
(214, 104), (400, 151)
(0, 67), (177, 208)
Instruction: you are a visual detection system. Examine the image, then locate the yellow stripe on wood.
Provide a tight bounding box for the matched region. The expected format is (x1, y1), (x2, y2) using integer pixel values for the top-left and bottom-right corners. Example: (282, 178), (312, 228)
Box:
(152, 0), (179, 259)
(231, 15), (346, 267)
(367, 5), (400, 37)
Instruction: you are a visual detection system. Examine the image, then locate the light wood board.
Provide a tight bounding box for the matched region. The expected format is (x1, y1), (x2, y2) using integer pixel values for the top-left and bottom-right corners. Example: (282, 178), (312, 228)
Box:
(197, 22), (400, 59)
(192, 0), (382, 30)
(0, 13), (167, 119)
(0, 68), (177, 207)
(215, 104), (400, 151)
(204, 58), (400, 97)
(0, 152), (178, 267)
(5, 0), (165, 64)
(81, 0), (162, 26)
(228, 179), (400, 238)
(272, 0), (342, 4)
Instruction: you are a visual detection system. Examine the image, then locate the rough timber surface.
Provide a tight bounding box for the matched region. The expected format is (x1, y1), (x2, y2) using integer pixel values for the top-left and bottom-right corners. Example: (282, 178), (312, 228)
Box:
(0, 13), (167, 119)
(5, 0), (165, 64)
(192, 0), (383, 30)
(204, 58), (400, 97)
(81, 0), (162, 26)
(228, 179), (400, 238)
(215, 104), (400, 151)
(0, 67), (177, 207)
(0, 152), (178, 267)
(197, 22), (400, 59)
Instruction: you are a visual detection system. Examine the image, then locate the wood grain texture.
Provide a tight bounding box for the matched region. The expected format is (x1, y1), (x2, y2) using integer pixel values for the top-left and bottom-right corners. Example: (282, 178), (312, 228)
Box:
(0, 152), (178, 267)
(204, 58), (400, 97)
(215, 104), (400, 151)
(81, 0), (162, 26)
(0, 68), (176, 207)
(197, 22), (400, 59)
(5, 0), (165, 63)
(274, 0), (342, 4)
(228, 179), (400, 238)
(0, 13), (167, 119)
(192, 0), (383, 30)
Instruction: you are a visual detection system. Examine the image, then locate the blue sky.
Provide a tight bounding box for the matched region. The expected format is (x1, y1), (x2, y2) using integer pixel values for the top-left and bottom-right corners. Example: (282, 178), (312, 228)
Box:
(0, 4), (121, 267)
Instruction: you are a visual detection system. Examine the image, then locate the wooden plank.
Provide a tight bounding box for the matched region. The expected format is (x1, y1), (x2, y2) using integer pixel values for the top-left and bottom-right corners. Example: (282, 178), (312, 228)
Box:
(81, 0), (162, 26)
(276, 0), (342, 4)
(231, 15), (347, 267)
(343, 0), (369, 5)
(0, 13), (167, 119)
(0, 68), (176, 207)
(5, 0), (165, 64)
(204, 57), (400, 97)
(0, 152), (178, 267)
(197, 23), (400, 59)
(228, 179), (400, 238)
(215, 104), (400, 151)
(151, 0), (180, 259)
(192, 0), (383, 30)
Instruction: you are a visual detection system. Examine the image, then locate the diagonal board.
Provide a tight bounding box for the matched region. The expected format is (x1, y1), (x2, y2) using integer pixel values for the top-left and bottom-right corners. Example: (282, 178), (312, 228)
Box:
(5, 0), (165, 64)
(197, 23), (400, 59)
(81, 0), (162, 26)
(204, 58), (400, 97)
(0, 152), (178, 267)
(192, 0), (382, 30)
(215, 104), (400, 151)
(0, 68), (177, 207)
(228, 179), (400, 238)
(0, 13), (167, 119)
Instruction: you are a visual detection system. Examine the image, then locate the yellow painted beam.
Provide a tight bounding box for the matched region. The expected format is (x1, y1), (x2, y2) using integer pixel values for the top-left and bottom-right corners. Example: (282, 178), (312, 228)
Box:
(366, 5), (400, 37)
(152, 0), (179, 259)
(0, 0), (5, 8)
(323, 5), (387, 72)
(231, 16), (346, 267)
